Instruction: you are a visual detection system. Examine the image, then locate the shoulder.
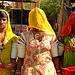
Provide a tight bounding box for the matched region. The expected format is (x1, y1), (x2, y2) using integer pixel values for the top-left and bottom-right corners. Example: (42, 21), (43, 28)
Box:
(17, 31), (32, 44)
(7, 31), (18, 38)
(42, 32), (56, 42)
(25, 30), (32, 35)
(23, 30), (33, 38)
(6, 31), (18, 42)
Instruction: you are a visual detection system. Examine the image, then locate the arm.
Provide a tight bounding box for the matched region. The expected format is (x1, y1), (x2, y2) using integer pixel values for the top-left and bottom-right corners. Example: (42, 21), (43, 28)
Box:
(1, 42), (17, 75)
(51, 41), (60, 73)
(15, 33), (25, 75)
(51, 35), (61, 75)
(15, 43), (25, 75)
(15, 58), (24, 75)
(52, 36), (64, 75)
(11, 42), (17, 75)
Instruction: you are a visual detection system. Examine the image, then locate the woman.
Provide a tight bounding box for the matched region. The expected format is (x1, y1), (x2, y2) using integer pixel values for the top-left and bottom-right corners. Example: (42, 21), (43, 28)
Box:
(58, 11), (75, 75)
(16, 7), (59, 75)
(0, 9), (18, 75)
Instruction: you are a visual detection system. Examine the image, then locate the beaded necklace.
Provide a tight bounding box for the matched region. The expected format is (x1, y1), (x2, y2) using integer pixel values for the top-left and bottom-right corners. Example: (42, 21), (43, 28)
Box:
(32, 30), (44, 53)
(0, 31), (6, 53)
(72, 34), (75, 53)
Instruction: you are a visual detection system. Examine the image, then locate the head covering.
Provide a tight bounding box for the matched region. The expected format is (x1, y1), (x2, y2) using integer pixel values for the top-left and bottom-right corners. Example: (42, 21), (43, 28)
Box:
(58, 11), (75, 37)
(28, 7), (55, 36)
(0, 9), (12, 32)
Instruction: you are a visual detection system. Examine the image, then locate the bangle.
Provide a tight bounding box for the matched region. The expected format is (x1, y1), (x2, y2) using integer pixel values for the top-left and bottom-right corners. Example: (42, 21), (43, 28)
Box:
(16, 70), (21, 74)
(16, 72), (21, 74)
(57, 70), (61, 73)
(0, 61), (2, 67)
(11, 70), (15, 72)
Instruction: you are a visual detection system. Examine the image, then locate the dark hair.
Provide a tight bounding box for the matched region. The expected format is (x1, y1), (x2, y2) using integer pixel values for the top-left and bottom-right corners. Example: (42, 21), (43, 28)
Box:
(0, 11), (8, 18)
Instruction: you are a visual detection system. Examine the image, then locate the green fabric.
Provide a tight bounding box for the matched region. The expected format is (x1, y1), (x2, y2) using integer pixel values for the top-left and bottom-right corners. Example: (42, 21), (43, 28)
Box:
(62, 35), (75, 68)
(0, 31), (18, 63)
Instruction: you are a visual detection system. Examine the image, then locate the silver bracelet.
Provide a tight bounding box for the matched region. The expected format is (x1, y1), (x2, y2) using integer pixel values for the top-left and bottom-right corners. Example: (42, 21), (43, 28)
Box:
(11, 70), (15, 72)
(16, 70), (21, 74)
(16, 72), (21, 74)
(57, 70), (61, 73)
(0, 61), (2, 67)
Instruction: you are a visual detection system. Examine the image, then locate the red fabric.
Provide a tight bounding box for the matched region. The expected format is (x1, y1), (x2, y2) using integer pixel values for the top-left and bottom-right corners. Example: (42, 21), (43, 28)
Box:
(58, 11), (75, 75)
(60, 59), (75, 75)
(58, 11), (75, 38)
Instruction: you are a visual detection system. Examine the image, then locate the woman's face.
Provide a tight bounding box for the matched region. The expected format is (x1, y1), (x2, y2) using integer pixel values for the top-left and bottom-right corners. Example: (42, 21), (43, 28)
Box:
(0, 17), (8, 28)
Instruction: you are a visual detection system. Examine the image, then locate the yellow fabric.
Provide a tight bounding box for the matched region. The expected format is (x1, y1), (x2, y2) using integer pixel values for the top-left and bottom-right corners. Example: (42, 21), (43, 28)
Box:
(28, 7), (55, 36)
(0, 9), (18, 75)
(0, 9), (12, 32)
(1, 32), (18, 63)
(0, 68), (10, 75)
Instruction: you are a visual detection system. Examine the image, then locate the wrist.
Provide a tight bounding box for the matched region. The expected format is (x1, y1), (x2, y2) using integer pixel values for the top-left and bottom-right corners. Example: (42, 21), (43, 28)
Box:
(11, 69), (15, 73)
(16, 70), (21, 75)
(0, 61), (2, 67)
(57, 69), (61, 73)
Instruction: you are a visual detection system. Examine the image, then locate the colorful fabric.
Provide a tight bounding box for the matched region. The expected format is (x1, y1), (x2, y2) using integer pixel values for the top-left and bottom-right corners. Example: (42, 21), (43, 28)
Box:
(60, 58), (75, 75)
(0, 31), (18, 75)
(59, 35), (75, 67)
(28, 7), (55, 36)
(58, 11), (75, 38)
(0, 9), (18, 75)
(58, 35), (75, 74)
(21, 31), (57, 75)
(0, 68), (10, 75)
(57, 11), (75, 74)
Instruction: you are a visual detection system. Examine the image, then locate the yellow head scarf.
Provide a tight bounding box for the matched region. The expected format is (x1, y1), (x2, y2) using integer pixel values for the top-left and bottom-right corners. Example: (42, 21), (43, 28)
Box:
(0, 9), (12, 32)
(28, 7), (55, 36)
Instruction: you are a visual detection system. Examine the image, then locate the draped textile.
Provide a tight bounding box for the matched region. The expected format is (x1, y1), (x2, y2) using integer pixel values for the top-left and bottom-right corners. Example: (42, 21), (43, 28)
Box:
(28, 7), (55, 36)
(0, 9), (18, 75)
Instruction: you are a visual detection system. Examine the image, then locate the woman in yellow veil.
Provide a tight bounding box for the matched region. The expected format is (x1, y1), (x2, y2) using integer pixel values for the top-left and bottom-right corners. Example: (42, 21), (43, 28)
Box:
(0, 9), (18, 75)
(16, 7), (59, 75)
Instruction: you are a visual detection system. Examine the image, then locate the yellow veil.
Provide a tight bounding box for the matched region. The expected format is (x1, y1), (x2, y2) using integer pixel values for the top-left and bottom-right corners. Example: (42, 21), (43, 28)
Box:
(28, 7), (55, 36)
(0, 9), (12, 32)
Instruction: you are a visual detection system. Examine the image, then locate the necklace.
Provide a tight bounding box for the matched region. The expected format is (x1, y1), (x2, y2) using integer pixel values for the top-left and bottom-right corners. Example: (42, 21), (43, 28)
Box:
(32, 30), (44, 53)
(0, 31), (6, 53)
(72, 38), (75, 48)
(72, 34), (75, 53)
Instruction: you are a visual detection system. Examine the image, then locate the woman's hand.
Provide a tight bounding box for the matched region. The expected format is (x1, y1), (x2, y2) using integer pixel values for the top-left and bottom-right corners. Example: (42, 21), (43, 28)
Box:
(2, 62), (16, 75)
(11, 70), (15, 75)
(2, 62), (16, 70)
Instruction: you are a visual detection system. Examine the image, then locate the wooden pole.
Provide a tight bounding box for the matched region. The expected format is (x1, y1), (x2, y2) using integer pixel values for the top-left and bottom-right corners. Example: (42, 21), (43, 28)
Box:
(57, 0), (65, 35)
(66, 0), (69, 22)
(30, 0), (40, 9)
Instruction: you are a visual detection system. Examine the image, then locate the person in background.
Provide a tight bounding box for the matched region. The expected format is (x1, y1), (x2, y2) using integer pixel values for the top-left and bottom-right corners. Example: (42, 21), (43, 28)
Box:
(16, 7), (60, 75)
(58, 11), (75, 75)
(0, 9), (18, 75)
